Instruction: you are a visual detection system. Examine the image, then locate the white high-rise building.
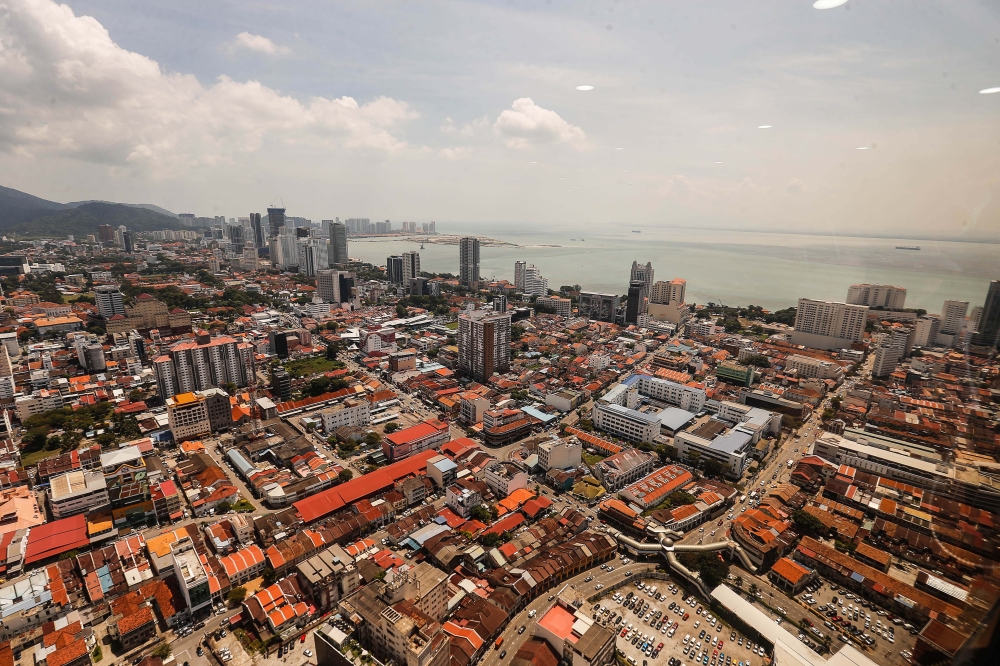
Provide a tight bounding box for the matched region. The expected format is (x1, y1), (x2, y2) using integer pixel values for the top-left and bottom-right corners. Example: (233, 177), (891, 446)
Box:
(846, 284), (907, 310)
(94, 285), (125, 319)
(872, 326), (911, 377)
(402, 251), (421, 283)
(913, 315), (941, 348)
(154, 333), (253, 399)
(514, 260), (526, 292)
(790, 298), (868, 351)
(939, 300), (969, 336)
(297, 238), (328, 277)
(523, 264), (548, 297)
(650, 278), (686, 305)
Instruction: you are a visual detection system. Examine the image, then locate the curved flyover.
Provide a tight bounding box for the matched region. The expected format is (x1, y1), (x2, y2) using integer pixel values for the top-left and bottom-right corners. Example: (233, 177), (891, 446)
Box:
(609, 527), (759, 599)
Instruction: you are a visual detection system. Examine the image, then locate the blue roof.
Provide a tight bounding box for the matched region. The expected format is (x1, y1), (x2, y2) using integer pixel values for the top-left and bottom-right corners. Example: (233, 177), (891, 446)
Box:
(621, 374), (642, 386)
(709, 429), (753, 454)
(522, 406), (558, 424)
(432, 457), (458, 473)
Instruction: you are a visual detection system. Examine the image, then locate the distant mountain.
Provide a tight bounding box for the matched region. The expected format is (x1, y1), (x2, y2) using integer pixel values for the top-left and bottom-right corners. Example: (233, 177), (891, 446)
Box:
(68, 201), (177, 217)
(0, 184), (185, 238)
(0, 184), (75, 227)
(7, 202), (186, 238)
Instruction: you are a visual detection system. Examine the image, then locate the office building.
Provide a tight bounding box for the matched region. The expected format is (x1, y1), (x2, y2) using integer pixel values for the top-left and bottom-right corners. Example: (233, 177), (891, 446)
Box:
(459, 237), (480, 287)
(913, 315), (941, 348)
(784, 355), (844, 380)
(122, 230), (134, 254)
(625, 280), (646, 324)
(674, 404), (779, 479)
(166, 392), (213, 442)
(578, 292), (620, 322)
(317, 269), (360, 307)
(813, 432), (1000, 512)
(249, 212), (265, 248)
(297, 238), (328, 276)
(94, 285), (126, 319)
(939, 300), (968, 336)
(629, 261), (654, 314)
(386, 255), (404, 285)
(330, 221), (349, 265)
(98, 224), (115, 242)
(402, 251), (421, 284)
(171, 536), (212, 613)
(537, 436), (582, 471)
(521, 264), (547, 297)
(272, 368), (292, 402)
(492, 294), (508, 313)
(457, 310), (511, 382)
(846, 283), (907, 310)
(267, 206), (285, 238)
(514, 260), (526, 292)
(872, 326), (912, 377)
(49, 470), (110, 518)
(593, 401), (661, 443)
(536, 295), (571, 317)
(790, 298), (868, 351)
(153, 333), (252, 399)
(972, 280), (1000, 348)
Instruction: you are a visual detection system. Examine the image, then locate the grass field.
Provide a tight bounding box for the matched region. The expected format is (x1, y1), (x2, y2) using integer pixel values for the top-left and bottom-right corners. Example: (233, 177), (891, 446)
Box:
(582, 451), (605, 466)
(284, 356), (342, 377)
(21, 448), (61, 467)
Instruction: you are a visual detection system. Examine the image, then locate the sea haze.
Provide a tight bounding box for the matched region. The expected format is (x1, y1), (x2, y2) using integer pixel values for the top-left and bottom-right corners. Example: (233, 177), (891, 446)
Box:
(347, 224), (1000, 312)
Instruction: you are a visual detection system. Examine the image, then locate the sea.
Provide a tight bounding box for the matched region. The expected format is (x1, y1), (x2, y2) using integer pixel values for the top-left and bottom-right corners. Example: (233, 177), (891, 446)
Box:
(344, 223), (1000, 313)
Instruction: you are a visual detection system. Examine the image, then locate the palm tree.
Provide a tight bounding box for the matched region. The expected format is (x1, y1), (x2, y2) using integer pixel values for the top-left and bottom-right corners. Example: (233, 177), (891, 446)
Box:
(735, 576), (744, 589)
(749, 583), (759, 597)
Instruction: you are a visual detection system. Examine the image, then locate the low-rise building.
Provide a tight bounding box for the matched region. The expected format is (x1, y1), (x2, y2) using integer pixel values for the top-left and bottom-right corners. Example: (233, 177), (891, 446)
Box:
(784, 354), (845, 381)
(484, 462), (529, 499)
(767, 557), (816, 596)
(295, 543), (360, 611)
(618, 465), (694, 511)
(592, 448), (656, 492)
(319, 399), (370, 432)
(537, 436), (582, 471)
(482, 408), (535, 446)
(49, 471), (110, 519)
(382, 419), (450, 462)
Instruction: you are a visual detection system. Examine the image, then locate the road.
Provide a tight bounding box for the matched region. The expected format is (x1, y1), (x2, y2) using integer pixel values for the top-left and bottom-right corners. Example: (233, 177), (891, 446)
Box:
(481, 558), (660, 666)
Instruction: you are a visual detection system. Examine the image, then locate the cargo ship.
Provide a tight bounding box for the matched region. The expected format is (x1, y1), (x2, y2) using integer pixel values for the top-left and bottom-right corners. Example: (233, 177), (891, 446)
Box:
(895, 245), (921, 251)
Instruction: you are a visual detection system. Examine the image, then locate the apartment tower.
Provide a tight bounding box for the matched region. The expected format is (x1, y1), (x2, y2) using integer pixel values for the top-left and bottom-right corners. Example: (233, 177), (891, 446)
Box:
(457, 310), (511, 382)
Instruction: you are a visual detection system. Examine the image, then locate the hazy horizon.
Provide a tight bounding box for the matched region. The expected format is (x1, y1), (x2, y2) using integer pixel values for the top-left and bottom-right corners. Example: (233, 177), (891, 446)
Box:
(2, 0), (1000, 240)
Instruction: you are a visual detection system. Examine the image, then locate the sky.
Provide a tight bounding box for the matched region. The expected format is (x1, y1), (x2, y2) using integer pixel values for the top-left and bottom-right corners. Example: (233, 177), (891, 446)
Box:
(1, 0), (999, 238)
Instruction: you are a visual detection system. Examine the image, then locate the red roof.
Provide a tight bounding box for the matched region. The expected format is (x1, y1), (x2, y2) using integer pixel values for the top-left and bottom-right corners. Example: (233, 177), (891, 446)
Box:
(385, 420), (447, 445)
(481, 513), (525, 537)
(294, 449), (440, 523)
(25, 515), (89, 564)
(521, 496), (552, 518)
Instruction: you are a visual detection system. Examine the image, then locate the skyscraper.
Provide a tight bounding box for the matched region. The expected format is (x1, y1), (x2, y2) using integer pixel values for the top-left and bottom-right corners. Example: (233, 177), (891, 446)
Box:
(629, 261), (653, 315)
(846, 283), (907, 310)
(94, 285), (125, 319)
(330, 221), (349, 266)
(791, 298), (868, 350)
(250, 213), (265, 248)
(122, 230), (134, 254)
(154, 332), (252, 399)
(97, 224), (115, 242)
(625, 281), (646, 324)
(514, 261), (526, 292)
(493, 295), (508, 313)
(459, 237), (480, 288)
(386, 256), (404, 285)
(458, 310), (511, 382)
(402, 251), (421, 284)
(578, 293), (620, 322)
(972, 280), (1000, 348)
(297, 239), (328, 276)
(939, 300), (969, 337)
(649, 278), (686, 305)
(523, 265), (548, 297)
(267, 206), (286, 238)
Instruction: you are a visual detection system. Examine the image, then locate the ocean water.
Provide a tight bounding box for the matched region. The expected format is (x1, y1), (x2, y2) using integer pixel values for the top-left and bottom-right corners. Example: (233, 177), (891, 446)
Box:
(345, 224), (1000, 313)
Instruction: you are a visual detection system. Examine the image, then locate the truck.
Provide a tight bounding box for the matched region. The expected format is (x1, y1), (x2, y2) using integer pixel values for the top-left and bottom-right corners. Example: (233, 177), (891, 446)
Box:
(495, 637), (504, 649)
(786, 459), (794, 468)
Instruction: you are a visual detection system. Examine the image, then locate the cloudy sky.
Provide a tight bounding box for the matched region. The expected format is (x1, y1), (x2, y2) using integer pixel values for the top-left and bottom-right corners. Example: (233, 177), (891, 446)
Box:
(2, 0), (999, 238)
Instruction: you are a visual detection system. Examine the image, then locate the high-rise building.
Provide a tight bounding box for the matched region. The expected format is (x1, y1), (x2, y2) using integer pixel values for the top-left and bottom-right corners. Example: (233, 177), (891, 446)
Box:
(578, 292), (620, 322)
(790, 298), (868, 351)
(872, 326), (912, 377)
(846, 283), (907, 310)
(330, 222), (349, 266)
(629, 261), (654, 315)
(267, 206), (286, 238)
(271, 367), (292, 402)
(269, 330), (290, 359)
(972, 280), (1000, 348)
(913, 315), (942, 349)
(121, 230), (134, 254)
(939, 300), (969, 336)
(514, 260), (526, 292)
(297, 238), (328, 276)
(250, 213), (265, 248)
(97, 224), (114, 242)
(317, 270), (360, 308)
(458, 310), (511, 382)
(94, 285), (125, 319)
(402, 251), (420, 284)
(625, 281), (646, 324)
(153, 332), (253, 399)
(493, 295), (508, 313)
(459, 237), (480, 288)
(649, 278), (686, 305)
(523, 264), (548, 297)
(386, 256), (404, 285)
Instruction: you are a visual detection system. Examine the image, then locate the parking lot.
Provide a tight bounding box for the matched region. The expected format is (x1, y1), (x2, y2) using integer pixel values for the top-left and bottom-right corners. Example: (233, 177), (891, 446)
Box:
(790, 575), (918, 664)
(588, 578), (771, 666)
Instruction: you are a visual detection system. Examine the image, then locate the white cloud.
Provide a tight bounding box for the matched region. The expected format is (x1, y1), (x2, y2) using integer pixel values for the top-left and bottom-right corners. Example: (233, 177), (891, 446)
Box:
(787, 178), (806, 194)
(440, 115), (489, 137)
(439, 147), (468, 160)
(493, 98), (587, 150)
(0, 0), (416, 176)
(228, 32), (291, 56)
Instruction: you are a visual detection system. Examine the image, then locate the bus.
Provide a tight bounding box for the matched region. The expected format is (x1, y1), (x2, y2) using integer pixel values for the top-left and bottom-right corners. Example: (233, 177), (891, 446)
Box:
(495, 637), (504, 649)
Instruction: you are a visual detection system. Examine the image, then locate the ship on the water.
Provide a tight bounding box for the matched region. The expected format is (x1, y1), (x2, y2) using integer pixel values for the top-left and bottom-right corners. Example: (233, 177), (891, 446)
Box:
(895, 245), (921, 250)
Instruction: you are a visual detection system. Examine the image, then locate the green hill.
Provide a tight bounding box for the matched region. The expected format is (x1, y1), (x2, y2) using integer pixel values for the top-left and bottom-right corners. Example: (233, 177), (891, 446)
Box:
(7, 202), (187, 238)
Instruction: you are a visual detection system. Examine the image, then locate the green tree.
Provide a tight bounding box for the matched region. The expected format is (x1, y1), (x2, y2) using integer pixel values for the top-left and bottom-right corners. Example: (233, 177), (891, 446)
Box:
(223, 382), (238, 396)
(792, 509), (827, 537)
(742, 354), (771, 368)
(481, 533), (502, 548)
(703, 459), (725, 478)
(152, 643), (172, 659)
(227, 586), (248, 606)
(338, 469), (354, 483)
(217, 501), (233, 513)
(363, 432), (381, 446)
(510, 389), (528, 401)
(111, 411), (141, 441)
(384, 422), (400, 434)
(338, 440), (358, 455)
(396, 304), (408, 318)
(469, 504), (496, 523)
(326, 342), (341, 360)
